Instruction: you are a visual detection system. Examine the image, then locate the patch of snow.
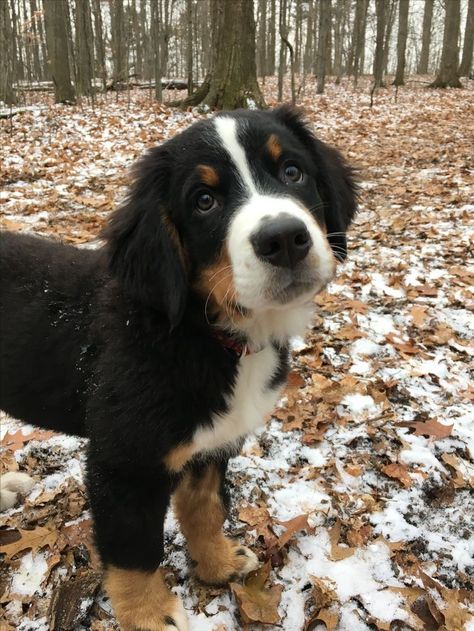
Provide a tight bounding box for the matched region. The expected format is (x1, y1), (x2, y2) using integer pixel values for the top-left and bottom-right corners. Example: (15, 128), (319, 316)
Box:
(268, 480), (331, 522)
(350, 338), (381, 357)
(339, 394), (378, 418)
(398, 430), (447, 472)
(10, 551), (48, 597)
(289, 532), (406, 624)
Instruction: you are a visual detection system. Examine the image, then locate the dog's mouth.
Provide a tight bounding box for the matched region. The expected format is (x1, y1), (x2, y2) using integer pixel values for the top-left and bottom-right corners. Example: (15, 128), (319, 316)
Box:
(264, 269), (323, 305)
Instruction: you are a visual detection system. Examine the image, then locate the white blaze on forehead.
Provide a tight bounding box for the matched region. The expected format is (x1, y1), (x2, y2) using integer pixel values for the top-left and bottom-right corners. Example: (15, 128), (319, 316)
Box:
(214, 117), (257, 194)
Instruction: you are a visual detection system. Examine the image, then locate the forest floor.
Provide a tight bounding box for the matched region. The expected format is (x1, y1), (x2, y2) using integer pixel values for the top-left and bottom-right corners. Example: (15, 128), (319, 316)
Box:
(0, 77), (473, 631)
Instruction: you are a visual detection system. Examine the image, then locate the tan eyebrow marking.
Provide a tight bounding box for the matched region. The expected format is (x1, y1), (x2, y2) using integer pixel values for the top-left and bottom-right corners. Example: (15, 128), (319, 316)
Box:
(197, 164), (219, 187)
(266, 134), (282, 161)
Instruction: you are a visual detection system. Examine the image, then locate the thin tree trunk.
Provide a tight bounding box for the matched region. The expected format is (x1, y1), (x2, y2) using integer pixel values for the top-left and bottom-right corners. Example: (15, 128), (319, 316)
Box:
(294, 0), (302, 73)
(257, 0), (267, 78)
(36, 0), (49, 80)
(278, 0), (287, 101)
(43, 0), (75, 103)
(186, 0), (193, 93)
(151, 0), (162, 100)
(316, 0), (331, 93)
(0, 0), (16, 104)
(418, 0), (433, 74)
(393, 0), (409, 85)
(304, 0), (314, 75)
(354, 0), (368, 83)
(29, 0), (42, 81)
(111, 0), (126, 85)
(267, 0), (276, 75)
(75, 0), (94, 96)
(382, 0), (397, 75)
(10, 0), (24, 82)
(91, 0), (107, 89)
(430, 0), (462, 88)
(459, 0), (474, 77)
(373, 0), (388, 87)
(131, 0), (143, 78)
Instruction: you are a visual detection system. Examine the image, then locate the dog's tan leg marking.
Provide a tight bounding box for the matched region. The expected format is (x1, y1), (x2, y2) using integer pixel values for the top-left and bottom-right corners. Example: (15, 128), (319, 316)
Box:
(173, 466), (259, 585)
(163, 443), (196, 473)
(105, 566), (188, 631)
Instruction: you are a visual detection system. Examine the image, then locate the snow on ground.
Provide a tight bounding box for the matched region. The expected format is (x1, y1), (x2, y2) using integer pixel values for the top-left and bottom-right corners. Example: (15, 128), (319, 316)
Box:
(1, 78), (473, 630)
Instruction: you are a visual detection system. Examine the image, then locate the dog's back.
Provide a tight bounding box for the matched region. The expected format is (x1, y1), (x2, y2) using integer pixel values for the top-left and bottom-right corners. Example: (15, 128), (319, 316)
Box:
(0, 232), (101, 436)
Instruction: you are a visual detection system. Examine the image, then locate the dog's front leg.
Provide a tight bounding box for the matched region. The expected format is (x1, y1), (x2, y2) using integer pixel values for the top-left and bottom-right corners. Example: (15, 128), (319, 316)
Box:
(86, 456), (188, 631)
(173, 459), (259, 585)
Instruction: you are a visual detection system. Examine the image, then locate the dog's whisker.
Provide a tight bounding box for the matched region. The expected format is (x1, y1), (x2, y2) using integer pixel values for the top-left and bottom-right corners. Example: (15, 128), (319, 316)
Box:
(206, 264), (233, 283)
(204, 271), (233, 325)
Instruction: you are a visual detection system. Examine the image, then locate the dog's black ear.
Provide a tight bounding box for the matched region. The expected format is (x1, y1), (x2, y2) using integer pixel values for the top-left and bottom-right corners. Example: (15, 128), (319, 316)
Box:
(273, 104), (358, 260)
(102, 146), (187, 327)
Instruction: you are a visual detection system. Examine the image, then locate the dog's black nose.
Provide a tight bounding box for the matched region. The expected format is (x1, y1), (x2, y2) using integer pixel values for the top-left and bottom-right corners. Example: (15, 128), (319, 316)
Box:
(251, 217), (312, 268)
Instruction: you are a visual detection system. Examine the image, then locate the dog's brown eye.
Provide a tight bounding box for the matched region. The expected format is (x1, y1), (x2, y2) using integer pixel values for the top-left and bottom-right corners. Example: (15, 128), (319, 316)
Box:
(196, 192), (217, 213)
(282, 163), (303, 184)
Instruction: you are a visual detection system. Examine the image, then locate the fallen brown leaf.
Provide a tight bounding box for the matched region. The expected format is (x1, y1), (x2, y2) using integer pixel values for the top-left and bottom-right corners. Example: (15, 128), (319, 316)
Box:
(230, 561), (283, 625)
(406, 418), (453, 440)
(0, 526), (58, 560)
(381, 463), (413, 488)
(328, 520), (354, 561)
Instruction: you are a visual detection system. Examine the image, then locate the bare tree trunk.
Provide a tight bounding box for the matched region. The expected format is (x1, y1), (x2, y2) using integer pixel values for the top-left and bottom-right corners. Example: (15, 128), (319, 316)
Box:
(267, 0), (276, 75)
(459, 0), (474, 77)
(131, 0), (142, 78)
(373, 0), (388, 87)
(278, 0), (288, 101)
(151, 0), (162, 100)
(111, 0), (126, 85)
(418, 0), (433, 74)
(257, 0), (267, 78)
(316, 0), (331, 93)
(304, 0), (314, 75)
(29, 0), (42, 81)
(75, 0), (94, 96)
(0, 0), (16, 104)
(36, 0), (49, 80)
(326, 0), (333, 75)
(186, 0), (193, 93)
(10, 0), (24, 82)
(393, 0), (409, 85)
(43, 0), (75, 103)
(350, 0), (368, 82)
(91, 0), (106, 89)
(430, 0), (462, 88)
(382, 0), (397, 75)
(160, 0), (173, 79)
(294, 0), (302, 73)
(334, 0), (350, 82)
(22, 0), (33, 84)
(203, 0), (264, 109)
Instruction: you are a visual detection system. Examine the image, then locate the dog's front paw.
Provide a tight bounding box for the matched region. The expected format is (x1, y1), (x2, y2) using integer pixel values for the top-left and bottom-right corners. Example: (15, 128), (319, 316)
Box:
(105, 567), (188, 631)
(194, 538), (259, 585)
(130, 595), (188, 630)
(120, 592), (188, 631)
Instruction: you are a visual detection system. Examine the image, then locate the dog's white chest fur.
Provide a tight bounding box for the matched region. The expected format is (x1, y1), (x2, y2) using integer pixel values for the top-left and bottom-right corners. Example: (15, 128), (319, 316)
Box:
(192, 345), (281, 455)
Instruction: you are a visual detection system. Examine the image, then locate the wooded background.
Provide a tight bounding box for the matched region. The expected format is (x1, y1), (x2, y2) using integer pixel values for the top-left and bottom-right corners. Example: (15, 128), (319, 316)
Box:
(0, 0), (473, 109)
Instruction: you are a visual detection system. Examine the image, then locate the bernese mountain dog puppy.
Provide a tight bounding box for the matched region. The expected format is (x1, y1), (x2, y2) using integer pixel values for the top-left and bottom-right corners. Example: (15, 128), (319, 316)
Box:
(0, 106), (356, 630)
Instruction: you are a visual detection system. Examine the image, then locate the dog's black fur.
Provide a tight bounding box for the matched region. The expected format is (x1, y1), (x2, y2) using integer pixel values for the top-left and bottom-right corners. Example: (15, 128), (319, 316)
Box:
(0, 107), (356, 603)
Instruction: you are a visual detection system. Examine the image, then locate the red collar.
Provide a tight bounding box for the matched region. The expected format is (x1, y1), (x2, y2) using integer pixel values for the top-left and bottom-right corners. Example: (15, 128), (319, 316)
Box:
(212, 329), (251, 358)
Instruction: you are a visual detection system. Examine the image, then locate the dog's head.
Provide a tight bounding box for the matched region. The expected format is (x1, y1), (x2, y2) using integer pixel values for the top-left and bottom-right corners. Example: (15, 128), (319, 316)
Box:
(104, 106), (357, 335)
